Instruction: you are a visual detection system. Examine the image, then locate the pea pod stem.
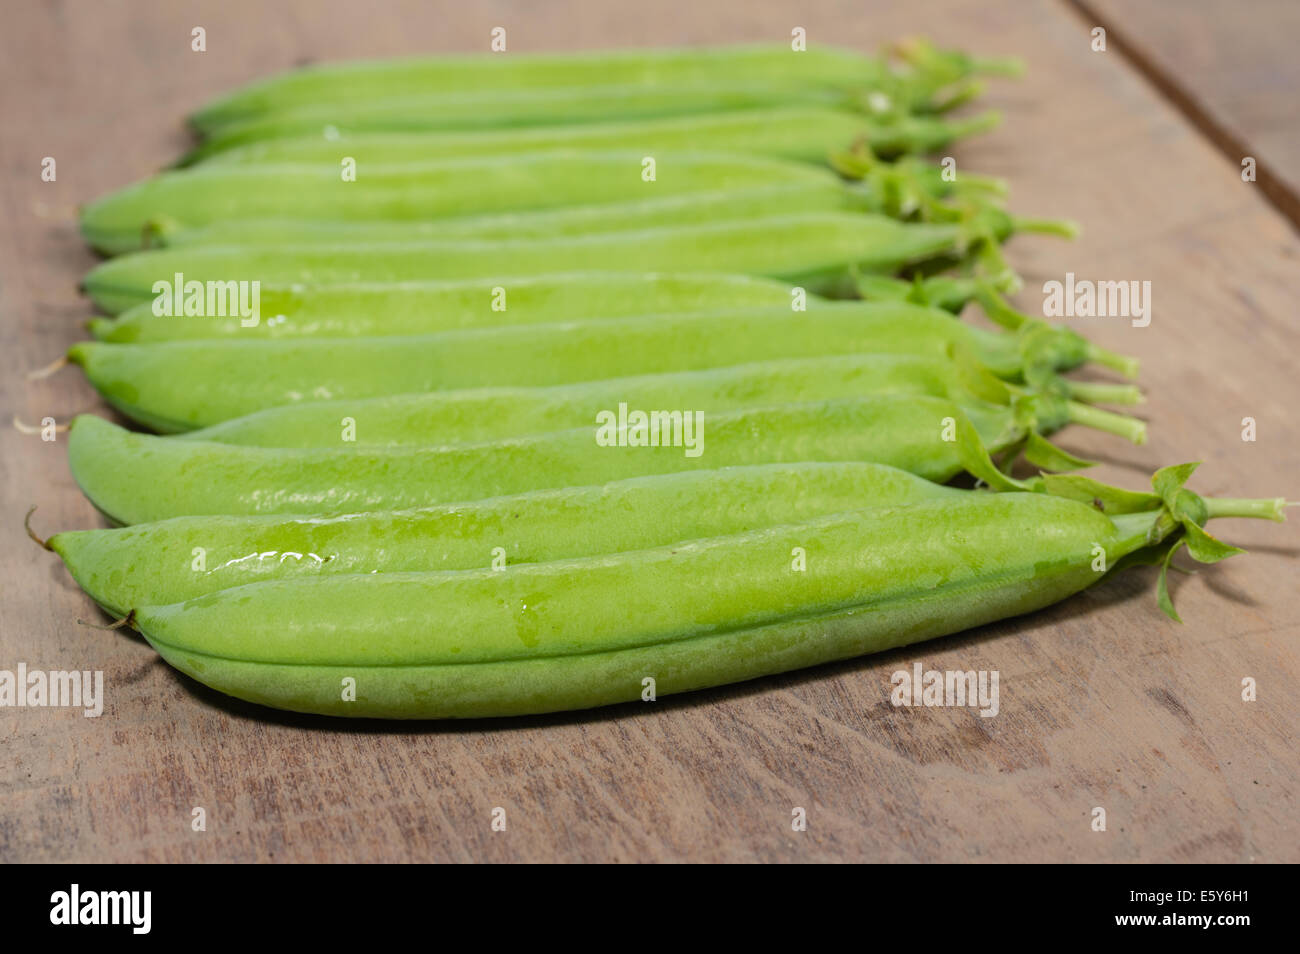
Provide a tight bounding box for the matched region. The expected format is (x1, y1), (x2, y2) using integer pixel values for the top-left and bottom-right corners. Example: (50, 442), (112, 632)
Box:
(1059, 379), (1145, 406)
(1063, 401), (1147, 445)
(1008, 216), (1081, 239)
(1084, 341), (1141, 380)
(972, 282), (1038, 331)
(1203, 497), (1289, 522)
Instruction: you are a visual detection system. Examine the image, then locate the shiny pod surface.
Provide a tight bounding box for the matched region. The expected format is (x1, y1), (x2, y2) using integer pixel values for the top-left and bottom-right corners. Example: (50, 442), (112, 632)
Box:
(52, 461), (964, 616)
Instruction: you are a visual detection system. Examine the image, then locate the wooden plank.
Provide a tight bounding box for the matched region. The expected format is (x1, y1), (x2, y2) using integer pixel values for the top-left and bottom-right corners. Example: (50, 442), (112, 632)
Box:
(1, 0), (1296, 863)
(1074, 0), (1300, 225)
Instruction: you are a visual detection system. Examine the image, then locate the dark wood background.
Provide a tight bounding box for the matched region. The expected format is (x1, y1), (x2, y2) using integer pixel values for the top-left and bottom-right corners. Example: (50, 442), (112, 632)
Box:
(2, 0), (1296, 862)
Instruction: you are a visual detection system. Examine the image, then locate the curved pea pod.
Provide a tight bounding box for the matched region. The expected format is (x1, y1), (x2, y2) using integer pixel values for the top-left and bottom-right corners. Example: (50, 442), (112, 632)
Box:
(181, 354), (1142, 450)
(125, 470), (1285, 719)
(67, 396), (1044, 525)
(189, 42), (1019, 134)
(48, 461), (966, 617)
(79, 151), (831, 256)
(197, 106), (1001, 168)
(89, 272), (805, 343)
(68, 303), (1111, 430)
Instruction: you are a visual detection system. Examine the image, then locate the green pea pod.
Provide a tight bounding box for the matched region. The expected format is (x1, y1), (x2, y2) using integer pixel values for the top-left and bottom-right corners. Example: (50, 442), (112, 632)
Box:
(80, 151), (832, 255)
(89, 272), (804, 343)
(66, 396), (1039, 525)
(195, 107), (1001, 168)
(189, 48), (888, 133)
(124, 473), (1283, 719)
(82, 213), (968, 314)
(147, 180), (866, 250)
(189, 78), (1009, 165)
(45, 461), (968, 617)
(183, 82), (867, 164)
(189, 43), (1018, 135)
(67, 303), (1115, 430)
(147, 161), (1013, 250)
(178, 354), (1142, 450)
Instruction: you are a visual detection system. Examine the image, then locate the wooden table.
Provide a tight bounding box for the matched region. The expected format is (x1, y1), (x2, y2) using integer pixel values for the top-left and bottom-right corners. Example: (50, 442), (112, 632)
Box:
(2, 0), (1295, 863)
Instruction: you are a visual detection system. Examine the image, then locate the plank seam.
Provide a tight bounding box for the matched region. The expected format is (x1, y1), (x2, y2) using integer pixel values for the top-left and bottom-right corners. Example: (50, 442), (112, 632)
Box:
(1064, 0), (1300, 233)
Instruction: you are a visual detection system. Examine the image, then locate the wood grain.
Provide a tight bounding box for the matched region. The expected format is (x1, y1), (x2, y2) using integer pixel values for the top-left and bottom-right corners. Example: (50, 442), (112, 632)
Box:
(1075, 0), (1300, 227)
(1, 0), (1296, 863)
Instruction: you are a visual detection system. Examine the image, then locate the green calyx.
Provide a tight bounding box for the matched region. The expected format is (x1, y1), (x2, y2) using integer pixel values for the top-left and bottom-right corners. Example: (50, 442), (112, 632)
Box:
(942, 375), (1094, 487)
(894, 38), (1026, 81)
(1007, 393), (1073, 441)
(858, 276), (1143, 394)
(828, 108), (1002, 163)
(972, 282), (1140, 380)
(1042, 463), (1287, 620)
(830, 148), (1007, 226)
(981, 394), (1096, 479)
(958, 204), (1078, 243)
(944, 342), (1144, 455)
(856, 271), (1011, 313)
